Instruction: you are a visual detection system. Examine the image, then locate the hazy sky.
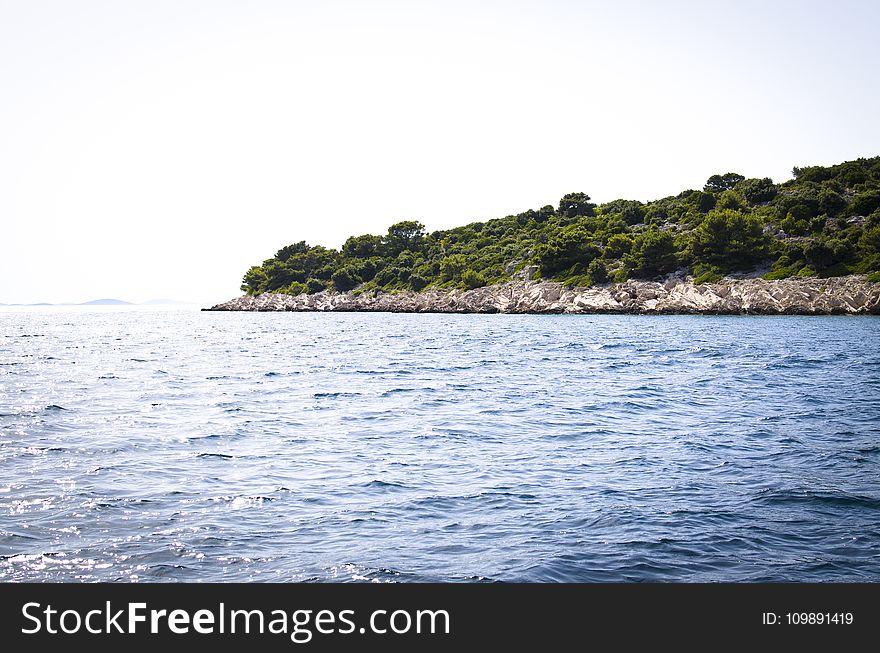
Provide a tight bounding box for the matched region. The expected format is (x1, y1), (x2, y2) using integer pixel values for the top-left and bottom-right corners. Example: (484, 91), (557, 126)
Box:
(2, 0), (879, 304)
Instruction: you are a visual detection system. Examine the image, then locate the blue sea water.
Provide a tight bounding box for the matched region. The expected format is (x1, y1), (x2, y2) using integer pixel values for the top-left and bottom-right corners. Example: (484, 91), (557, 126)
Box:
(1, 306), (878, 582)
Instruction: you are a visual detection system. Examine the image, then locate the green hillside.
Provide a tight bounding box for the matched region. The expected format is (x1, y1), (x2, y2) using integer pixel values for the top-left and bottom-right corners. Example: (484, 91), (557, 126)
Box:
(240, 156), (880, 296)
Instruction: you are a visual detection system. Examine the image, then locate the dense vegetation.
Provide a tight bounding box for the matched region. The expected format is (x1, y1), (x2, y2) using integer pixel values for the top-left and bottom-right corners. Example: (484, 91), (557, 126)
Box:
(241, 156), (880, 296)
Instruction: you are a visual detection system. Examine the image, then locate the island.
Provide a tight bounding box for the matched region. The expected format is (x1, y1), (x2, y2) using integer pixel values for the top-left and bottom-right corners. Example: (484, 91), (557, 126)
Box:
(207, 156), (880, 314)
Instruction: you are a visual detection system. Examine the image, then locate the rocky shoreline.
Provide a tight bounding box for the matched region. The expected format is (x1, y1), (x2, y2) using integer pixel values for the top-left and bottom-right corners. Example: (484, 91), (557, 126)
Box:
(205, 275), (880, 315)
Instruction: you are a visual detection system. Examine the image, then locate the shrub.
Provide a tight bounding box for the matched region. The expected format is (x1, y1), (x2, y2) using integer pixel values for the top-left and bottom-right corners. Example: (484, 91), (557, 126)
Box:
(804, 237), (853, 270)
(462, 269), (487, 289)
(817, 262), (852, 278)
(586, 259), (609, 284)
(688, 191), (717, 213)
(803, 240), (833, 269)
(563, 274), (592, 288)
(716, 190), (745, 212)
(604, 233), (634, 258)
(737, 177), (777, 204)
(626, 229), (679, 277)
(775, 186), (820, 220)
(793, 165), (832, 183)
(818, 188), (847, 217)
(241, 265), (269, 294)
(409, 275), (429, 291)
(691, 209), (769, 270)
(306, 278), (326, 293)
(355, 259), (377, 282)
(796, 266), (816, 277)
(558, 192), (596, 218)
(848, 253), (880, 274)
(850, 190), (880, 217)
(331, 267), (361, 292)
(537, 227), (601, 277)
(283, 281), (307, 296)
(780, 215), (809, 236)
(373, 267), (399, 288)
(620, 201), (645, 225)
(861, 225), (880, 252)
(692, 263), (723, 284)
(786, 204), (814, 222)
(439, 254), (467, 282)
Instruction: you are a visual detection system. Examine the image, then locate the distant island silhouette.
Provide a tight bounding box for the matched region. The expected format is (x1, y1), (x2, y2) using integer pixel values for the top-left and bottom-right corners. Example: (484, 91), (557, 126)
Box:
(78, 298), (134, 306)
(0, 298), (193, 307)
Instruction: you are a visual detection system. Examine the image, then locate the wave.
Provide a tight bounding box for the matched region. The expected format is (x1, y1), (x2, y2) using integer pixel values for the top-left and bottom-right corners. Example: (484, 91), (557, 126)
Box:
(754, 488), (880, 510)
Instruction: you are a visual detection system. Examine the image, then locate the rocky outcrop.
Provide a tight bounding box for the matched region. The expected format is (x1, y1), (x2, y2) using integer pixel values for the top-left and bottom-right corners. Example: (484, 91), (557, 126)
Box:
(205, 276), (880, 315)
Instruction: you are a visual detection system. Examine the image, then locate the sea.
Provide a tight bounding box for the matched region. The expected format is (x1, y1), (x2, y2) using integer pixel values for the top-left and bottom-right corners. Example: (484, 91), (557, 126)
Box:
(1, 306), (879, 582)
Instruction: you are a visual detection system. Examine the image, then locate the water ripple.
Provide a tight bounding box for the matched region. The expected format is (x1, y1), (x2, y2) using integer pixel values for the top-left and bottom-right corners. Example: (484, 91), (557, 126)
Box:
(0, 309), (878, 581)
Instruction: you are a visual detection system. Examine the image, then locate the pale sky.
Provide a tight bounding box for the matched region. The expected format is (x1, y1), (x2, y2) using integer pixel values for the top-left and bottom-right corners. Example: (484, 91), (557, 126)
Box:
(2, 0), (878, 304)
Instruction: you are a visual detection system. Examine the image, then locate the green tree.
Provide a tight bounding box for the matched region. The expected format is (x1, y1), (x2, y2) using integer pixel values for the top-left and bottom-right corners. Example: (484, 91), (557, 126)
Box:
(849, 190), (880, 217)
(627, 229), (678, 277)
(462, 269), (487, 289)
(558, 192), (596, 218)
(620, 202), (645, 225)
(282, 246), (338, 279)
(354, 258), (378, 282)
(775, 184), (820, 220)
(537, 226), (601, 277)
(439, 254), (467, 282)
(837, 162), (868, 187)
(803, 238), (852, 270)
(274, 241), (310, 261)
(605, 233), (634, 258)
(818, 188), (847, 217)
(342, 234), (384, 258)
(283, 281), (307, 296)
(716, 190), (745, 212)
(262, 259), (297, 291)
(793, 165), (833, 183)
(331, 266), (361, 291)
(737, 177), (776, 204)
(518, 205), (556, 223)
(704, 173), (745, 193)
(687, 190), (717, 213)
(587, 258), (609, 284)
(786, 204), (815, 223)
(780, 215), (809, 236)
(691, 209), (769, 270)
(860, 225), (880, 253)
(241, 266), (268, 294)
(409, 274), (429, 291)
(373, 268), (397, 287)
(385, 221), (426, 256)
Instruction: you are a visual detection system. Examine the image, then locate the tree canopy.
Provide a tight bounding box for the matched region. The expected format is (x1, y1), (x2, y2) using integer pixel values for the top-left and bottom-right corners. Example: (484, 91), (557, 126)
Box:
(704, 173), (745, 193)
(239, 156), (880, 295)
